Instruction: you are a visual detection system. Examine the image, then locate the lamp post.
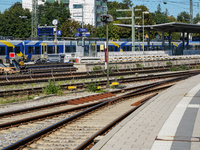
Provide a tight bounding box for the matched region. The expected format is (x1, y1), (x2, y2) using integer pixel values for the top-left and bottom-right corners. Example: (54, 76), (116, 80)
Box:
(143, 11), (149, 55)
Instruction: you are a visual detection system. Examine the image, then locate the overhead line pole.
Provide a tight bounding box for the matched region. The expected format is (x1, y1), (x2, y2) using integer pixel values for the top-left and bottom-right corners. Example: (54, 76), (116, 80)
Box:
(31, 0), (38, 38)
(190, 0), (193, 24)
(116, 8), (141, 51)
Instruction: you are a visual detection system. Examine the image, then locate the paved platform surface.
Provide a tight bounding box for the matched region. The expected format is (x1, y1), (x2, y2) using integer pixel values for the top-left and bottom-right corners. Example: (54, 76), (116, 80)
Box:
(91, 74), (200, 150)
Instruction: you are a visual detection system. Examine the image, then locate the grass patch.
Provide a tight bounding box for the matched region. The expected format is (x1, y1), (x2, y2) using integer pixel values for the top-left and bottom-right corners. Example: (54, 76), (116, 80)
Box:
(43, 79), (62, 95)
(0, 94), (35, 104)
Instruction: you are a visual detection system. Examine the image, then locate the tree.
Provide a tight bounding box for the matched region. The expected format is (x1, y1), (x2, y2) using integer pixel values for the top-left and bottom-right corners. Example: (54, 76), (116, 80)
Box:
(37, 1), (70, 29)
(61, 19), (81, 37)
(193, 13), (200, 24)
(108, 1), (129, 20)
(154, 13), (169, 24)
(155, 4), (162, 15)
(167, 15), (177, 22)
(122, 0), (133, 8)
(164, 8), (169, 17)
(0, 2), (31, 38)
(177, 11), (190, 23)
(153, 4), (169, 24)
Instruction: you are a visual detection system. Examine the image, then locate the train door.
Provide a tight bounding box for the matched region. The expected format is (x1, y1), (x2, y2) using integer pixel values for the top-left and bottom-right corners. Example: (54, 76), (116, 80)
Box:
(84, 41), (89, 56)
(41, 43), (47, 58)
(90, 43), (96, 57)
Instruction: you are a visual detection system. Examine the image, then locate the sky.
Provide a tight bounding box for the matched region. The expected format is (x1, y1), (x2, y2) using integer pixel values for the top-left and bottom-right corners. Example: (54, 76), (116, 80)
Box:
(110, 0), (200, 18)
(0, 0), (200, 18)
(0, 0), (22, 13)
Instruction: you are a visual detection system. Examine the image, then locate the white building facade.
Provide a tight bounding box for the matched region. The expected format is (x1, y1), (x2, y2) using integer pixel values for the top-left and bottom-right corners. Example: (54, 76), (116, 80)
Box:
(22, 0), (108, 27)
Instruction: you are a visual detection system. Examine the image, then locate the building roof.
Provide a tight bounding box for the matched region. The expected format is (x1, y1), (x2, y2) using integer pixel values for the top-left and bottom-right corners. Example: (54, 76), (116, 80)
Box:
(114, 22), (200, 33)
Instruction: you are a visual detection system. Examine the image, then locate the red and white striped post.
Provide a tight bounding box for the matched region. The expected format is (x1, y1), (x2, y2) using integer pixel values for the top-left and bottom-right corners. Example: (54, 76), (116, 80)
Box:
(105, 42), (107, 69)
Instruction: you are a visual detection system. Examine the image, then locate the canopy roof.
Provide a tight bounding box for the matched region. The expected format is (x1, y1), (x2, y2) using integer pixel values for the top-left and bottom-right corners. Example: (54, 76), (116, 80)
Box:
(114, 22), (200, 33)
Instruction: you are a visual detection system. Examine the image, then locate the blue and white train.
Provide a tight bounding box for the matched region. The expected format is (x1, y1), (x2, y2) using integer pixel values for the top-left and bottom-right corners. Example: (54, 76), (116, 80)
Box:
(0, 39), (199, 63)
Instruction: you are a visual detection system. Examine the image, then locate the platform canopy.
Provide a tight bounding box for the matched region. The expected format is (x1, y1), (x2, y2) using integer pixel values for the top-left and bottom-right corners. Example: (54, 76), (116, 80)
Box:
(114, 22), (200, 33)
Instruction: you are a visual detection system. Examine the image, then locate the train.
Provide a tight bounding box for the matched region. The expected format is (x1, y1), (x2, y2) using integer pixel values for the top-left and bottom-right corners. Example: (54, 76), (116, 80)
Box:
(0, 39), (199, 63)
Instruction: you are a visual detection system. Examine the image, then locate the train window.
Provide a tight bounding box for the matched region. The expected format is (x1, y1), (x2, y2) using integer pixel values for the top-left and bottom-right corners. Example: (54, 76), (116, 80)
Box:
(7, 47), (13, 55)
(35, 46), (40, 54)
(65, 46), (70, 53)
(127, 46), (131, 51)
(72, 46), (76, 52)
(115, 46), (118, 51)
(48, 46), (53, 54)
(97, 46), (100, 52)
(110, 46), (114, 51)
(28, 47), (33, 54)
(57, 46), (59, 53)
(15, 47), (21, 54)
(0, 47), (5, 55)
(123, 46), (126, 51)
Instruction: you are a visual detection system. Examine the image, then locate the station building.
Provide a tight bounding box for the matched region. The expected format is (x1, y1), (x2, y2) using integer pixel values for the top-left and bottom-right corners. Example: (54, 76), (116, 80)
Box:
(22, 0), (108, 27)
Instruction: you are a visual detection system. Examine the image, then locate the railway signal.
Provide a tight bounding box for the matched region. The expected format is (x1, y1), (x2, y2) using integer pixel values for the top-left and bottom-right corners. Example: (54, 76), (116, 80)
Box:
(100, 14), (113, 88)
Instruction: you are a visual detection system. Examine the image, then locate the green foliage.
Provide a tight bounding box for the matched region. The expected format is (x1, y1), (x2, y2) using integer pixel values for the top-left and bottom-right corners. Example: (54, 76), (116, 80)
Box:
(93, 66), (102, 71)
(108, 1), (129, 21)
(85, 80), (100, 92)
(0, 2), (31, 38)
(27, 95), (34, 100)
(37, 1), (70, 29)
(120, 76), (124, 79)
(108, 67), (114, 74)
(31, 83), (36, 88)
(177, 11), (190, 23)
(43, 79), (62, 95)
(179, 65), (187, 70)
(169, 65), (188, 71)
(71, 77), (75, 83)
(136, 63), (143, 68)
(166, 61), (173, 66)
(169, 66), (178, 71)
(193, 13), (200, 24)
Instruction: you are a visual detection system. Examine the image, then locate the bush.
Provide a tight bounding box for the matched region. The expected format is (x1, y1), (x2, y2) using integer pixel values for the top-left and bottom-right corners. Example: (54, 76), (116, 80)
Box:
(169, 66), (178, 71)
(136, 63), (143, 68)
(166, 61), (173, 66)
(85, 81), (100, 92)
(43, 79), (62, 94)
(179, 65), (187, 70)
(120, 76), (124, 79)
(93, 66), (102, 71)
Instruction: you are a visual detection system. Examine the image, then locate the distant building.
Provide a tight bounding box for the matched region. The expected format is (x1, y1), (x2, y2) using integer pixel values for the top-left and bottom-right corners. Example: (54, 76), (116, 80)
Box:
(22, 0), (108, 27)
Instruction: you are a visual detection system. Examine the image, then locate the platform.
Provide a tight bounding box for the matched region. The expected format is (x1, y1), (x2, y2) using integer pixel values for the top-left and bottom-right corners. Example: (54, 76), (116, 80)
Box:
(91, 74), (200, 150)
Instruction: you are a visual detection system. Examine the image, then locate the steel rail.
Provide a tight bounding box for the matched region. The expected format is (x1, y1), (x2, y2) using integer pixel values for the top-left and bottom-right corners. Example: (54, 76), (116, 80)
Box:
(0, 62), (198, 82)
(0, 68), (170, 85)
(2, 75), (188, 150)
(0, 70), (197, 97)
(0, 70), (198, 97)
(0, 100), (104, 129)
(75, 93), (158, 150)
(0, 82), (160, 118)
(0, 83), (172, 129)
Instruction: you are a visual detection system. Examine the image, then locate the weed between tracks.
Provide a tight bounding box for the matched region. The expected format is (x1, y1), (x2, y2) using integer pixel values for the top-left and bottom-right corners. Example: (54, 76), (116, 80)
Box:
(0, 95), (35, 104)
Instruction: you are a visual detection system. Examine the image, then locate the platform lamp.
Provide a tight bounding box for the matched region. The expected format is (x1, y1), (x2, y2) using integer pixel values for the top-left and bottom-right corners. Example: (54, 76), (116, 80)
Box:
(143, 11), (149, 55)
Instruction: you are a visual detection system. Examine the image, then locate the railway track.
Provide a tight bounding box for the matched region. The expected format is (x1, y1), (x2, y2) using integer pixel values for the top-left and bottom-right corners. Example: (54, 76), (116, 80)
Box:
(0, 70), (199, 98)
(0, 63), (197, 86)
(0, 75), (190, 149)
